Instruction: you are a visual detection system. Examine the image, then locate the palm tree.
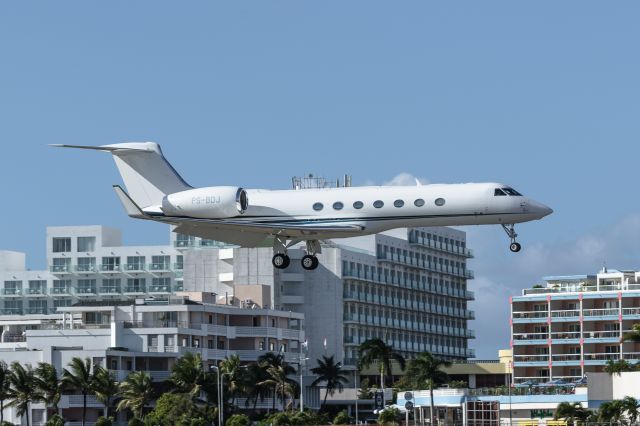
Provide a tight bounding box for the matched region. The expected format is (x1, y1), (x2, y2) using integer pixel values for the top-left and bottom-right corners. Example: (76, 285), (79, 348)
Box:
(603, 358), (635, 375)
(7, 362), (38, 426)
(92, 366), (119, 419)
(357, 338), (405, 406)
(117, 371), (154, 419)
(258, 352), (289, 411)
(554, 402), (590, 425)
(242, 362), (269, 413)
(598, 400), (625, 423)
(258, 363), (297, 411)
(310, 355), (349, 411)
(34, 362), (62, 421)
(404, 352), (451, 426)
(220, 354), (243, 411)
(61, 357), (95, 426)
(0, 361), (11, 424)
(170, 351), (205, 399)
(623, 323), (640, 342)
(622, 396), (640, 424)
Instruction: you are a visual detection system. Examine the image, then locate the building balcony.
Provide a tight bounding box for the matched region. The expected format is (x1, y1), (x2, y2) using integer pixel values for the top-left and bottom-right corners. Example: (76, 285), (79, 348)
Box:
(0, 289), (22, 297)
(26, 287), (47, 296)
(0, 309), (23, 315)
(583, 308), (619, 319)
(148, 263), (171, 272)
(174, 240), (197, 248)
(74, 265), (97, 273)
(25, 307), (54, 315)
(123, 286), (146, 295)
(523, 282), (640, 295)
(50, 265), (72, 274)
(99, 264), (122, 273)
(50, 287), (72, 296)
(74, 287), (97, 296)
(148, 285), (171, 294)
(513, 354), (549, 365)
(407, 234), (474, 258)
(123, 263), (146, 272)
(99, 287), (121, 295)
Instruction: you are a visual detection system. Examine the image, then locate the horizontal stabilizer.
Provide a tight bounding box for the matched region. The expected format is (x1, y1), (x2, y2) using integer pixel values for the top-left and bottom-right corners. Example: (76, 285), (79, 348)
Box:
(50, 144), (153, 153)
(113, 185), (147, 218)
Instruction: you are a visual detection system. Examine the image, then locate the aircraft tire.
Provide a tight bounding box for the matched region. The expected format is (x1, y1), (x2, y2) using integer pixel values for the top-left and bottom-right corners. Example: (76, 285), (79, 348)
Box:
(301, 255), (319, 270)
(509, 242), (521, 253)
(272, 253), (290, 269)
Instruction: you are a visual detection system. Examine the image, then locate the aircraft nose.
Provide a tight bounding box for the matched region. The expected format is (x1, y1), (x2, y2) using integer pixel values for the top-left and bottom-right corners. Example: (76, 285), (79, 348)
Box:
(529, 199), (553, 217)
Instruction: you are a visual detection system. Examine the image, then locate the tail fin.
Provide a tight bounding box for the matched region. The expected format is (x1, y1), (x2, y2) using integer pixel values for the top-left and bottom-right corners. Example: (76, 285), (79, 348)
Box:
(52, 142), (191, 208)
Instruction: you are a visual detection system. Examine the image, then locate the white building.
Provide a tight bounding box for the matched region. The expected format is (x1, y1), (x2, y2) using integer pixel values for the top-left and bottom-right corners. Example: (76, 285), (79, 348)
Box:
(511, 269), (640, 384)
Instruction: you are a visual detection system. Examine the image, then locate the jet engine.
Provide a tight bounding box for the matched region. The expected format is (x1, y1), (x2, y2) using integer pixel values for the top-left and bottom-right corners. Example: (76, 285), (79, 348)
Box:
(161, 186), (248, 218)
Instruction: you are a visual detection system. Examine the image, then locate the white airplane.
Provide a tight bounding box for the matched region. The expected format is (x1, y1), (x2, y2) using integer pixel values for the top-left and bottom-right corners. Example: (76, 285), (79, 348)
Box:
(53, 142), (553, 270)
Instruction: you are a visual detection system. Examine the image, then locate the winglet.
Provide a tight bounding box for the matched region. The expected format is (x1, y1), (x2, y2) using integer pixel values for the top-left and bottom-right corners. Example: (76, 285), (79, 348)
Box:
(113, 185), (147, 218)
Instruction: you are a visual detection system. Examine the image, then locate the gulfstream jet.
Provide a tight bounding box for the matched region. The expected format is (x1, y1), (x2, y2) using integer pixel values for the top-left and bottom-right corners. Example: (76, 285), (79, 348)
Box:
(52, 142), (553, 270)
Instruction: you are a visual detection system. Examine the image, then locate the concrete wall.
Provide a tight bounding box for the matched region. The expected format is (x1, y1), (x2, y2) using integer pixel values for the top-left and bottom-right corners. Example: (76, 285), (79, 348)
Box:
(0, 251), (25, 271)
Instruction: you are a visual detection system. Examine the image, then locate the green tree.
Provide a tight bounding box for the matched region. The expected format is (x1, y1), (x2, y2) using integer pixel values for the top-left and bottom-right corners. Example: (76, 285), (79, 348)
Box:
(0, 361), (11, 425)
(143, 392), (209, 426)
(378, 407), (401, 426)
(258, 352), (292, 411)
(226, 413), (251, 426)
(357, 339), (405, 395)
(623, 323), (640, 342)
(598, 400), (625, 423)
(61, 357), (95, 426)
(170, 352), (205, 399)
(92, 366), (119, 419)
(554, 402), (590, 425)
(34, 362), (62, 420)
(333, 410), (352, 425)
(241, 362), (269, 413)
(117, 371), (154, 419)
(310, 355), (349, 411)
(220, 354), (243, 410)
(404, 352), (451, 426)
(622, 396), (640, 424)
(45, 414), (65, 426)
(7, 362), (38, 426)
(258, 364), (298, 411)
(603, 358), (636, 375)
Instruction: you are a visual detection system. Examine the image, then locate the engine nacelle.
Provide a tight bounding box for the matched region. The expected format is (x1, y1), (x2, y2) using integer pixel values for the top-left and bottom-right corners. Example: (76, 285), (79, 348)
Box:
(162, 186), (248, 218)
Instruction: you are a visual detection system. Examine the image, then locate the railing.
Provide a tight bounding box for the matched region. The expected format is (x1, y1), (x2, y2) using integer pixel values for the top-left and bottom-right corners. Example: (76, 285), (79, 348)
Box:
(49, 265), (71, 273)
(513, 332), (547, 340)
(376, 252), (474, 279)
(523, 282), (640, 295)
(99, 264), (121, 272)
(550, 310), (580, 318)
(583, 308), (619, 317)
(623, 307), (640, 316)
(123, 286), (146, 293)
(551, 331), (581, 339)
(583, 330), (620, 339)
(123, 263), (146, 272)
(513, 354), (548, 362)
(26, 288), (46, 295)
(75, 287), (96, 295)
(1, 288), (22, 296)
(149, 285), (170, 293)
(174, 240), (196, 248)
(0, 309), (23, 315)
(148, 263), (171, 271)
(622, 352), (640, 360)
(551, 354), (581, 362)
(407, 234), (474, 258)
(99, 287), (121, 294)
(583, 352), (619, 361)
(512, 311), (548, 319)
(51, 287), (71, 295)
(122, 320), (191, 329)
(75, 265), (97, 273)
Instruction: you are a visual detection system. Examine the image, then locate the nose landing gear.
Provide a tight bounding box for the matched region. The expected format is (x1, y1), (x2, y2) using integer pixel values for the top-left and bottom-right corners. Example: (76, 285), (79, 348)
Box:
(502, 224), (522, 253)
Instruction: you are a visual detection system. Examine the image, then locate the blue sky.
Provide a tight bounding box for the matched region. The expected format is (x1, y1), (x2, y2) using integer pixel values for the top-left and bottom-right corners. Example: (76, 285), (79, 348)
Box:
(1, 2), (640, 358)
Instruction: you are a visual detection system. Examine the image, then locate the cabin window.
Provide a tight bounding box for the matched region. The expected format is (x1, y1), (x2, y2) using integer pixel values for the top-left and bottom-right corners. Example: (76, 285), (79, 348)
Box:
(373, 200), (384, 208)
(494, 188), (507, 196)
(353, 201), (364, 209)
(393, 200), (404, 208)
(502, 187), (523, 196)
(414, 198), (425, 207)
(312, 202), (324, 211)
(333, 202), (344, 210)
(435, 198), (445, 207)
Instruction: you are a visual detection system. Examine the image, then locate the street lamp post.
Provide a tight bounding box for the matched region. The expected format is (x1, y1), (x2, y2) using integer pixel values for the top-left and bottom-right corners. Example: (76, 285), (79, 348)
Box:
(209, 365), (221, 426)
(354, 368), (359, 425)
(299, 356), (309, 413)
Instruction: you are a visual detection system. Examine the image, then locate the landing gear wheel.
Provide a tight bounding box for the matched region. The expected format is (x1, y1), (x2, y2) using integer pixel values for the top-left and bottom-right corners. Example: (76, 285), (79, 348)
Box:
(510, 242), (521, 253)
(301, 255), (319, 270)
(272, 253), (290, 269)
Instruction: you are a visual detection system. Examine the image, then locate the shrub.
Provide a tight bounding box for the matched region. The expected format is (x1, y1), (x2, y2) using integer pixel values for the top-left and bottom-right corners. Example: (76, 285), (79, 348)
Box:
(378, 407), (401, 426)
(44, 415), (64, 426)
(333, 410), (352, 425)
(226, 414), (251, 426)
(129, 418), (144, 426)
(95, 417), (113, 426)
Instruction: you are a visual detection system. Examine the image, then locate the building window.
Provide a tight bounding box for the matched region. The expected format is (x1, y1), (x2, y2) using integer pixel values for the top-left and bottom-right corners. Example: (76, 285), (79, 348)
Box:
(77, 257), (96, 272)
(76, 279), (96, 294)
(373, 200), (384, 208)
(52, 258), (71, 272)
(3, 281), (22, 296)
(435, 198), (446, 206)
(333, 202), (344, 210)
(126, 278), (146, 293)
(414, 198), (425, 207)
(151, 277), (171, 292)
(175, 234), (195, 248)
(312, 202), (324, 211)
(393, 199), (405, 208)
(150, 256), (170, 271)
(77, 236), (96, 252)
(175, 255), (183, 270)
(353, 201), (364, 209)
(101, 257), (121, 272)
(52, 238), (71, 253)
(126, 256), (146, 271)
(52, 280), (71, 294)
(101, 279), (121, 294)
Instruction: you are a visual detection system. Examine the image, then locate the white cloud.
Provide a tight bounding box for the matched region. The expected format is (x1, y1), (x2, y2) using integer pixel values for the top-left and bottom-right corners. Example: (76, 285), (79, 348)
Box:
(382, 172), (429, 186)
(469, 213), (640, 358)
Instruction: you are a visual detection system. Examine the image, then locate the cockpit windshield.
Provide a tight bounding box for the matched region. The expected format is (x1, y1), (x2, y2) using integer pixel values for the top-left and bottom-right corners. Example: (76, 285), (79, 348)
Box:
(494, 187), (522, 196)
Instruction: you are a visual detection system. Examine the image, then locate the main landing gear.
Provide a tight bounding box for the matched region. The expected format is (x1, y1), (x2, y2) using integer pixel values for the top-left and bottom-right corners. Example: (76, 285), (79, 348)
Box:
(271, 237), (321, 270)
(502, 224), (522, 253)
